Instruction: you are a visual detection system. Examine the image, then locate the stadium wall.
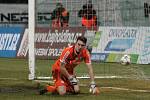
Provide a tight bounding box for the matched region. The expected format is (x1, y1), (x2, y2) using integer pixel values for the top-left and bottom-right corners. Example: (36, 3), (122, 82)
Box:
(0, 26), (150, 64)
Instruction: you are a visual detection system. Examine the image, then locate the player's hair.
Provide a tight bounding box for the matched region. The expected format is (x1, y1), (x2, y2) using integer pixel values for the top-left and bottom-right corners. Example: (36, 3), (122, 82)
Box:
(76, 36), (87, 44)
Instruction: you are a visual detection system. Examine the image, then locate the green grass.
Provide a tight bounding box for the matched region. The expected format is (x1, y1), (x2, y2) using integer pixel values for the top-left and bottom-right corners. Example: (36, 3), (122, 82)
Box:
(0, 58), (150, 100)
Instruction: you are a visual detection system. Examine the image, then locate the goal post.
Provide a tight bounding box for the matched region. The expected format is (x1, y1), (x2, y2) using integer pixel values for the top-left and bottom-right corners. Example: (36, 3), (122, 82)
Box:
(28, 0), (35, 80)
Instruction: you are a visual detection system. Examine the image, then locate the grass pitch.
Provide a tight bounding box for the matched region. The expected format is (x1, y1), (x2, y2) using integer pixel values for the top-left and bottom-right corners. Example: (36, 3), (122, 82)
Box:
(0, 58), (150, 100)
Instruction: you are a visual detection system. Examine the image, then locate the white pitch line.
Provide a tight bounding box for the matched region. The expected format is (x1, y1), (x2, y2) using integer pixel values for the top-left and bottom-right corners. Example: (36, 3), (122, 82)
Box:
(36, 76), (130, 80)
(1, 77), (150, 93)
(101, 87), (150, 93)
(34, 80), (54, 83)
(0, 77), (18, 80)
(34, 80), (150, 93)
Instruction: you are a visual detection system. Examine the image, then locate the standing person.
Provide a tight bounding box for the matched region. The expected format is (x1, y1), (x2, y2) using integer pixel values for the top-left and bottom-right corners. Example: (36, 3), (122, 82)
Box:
(78, 1), (97, 28)
(51, 3), (69, 28)
(39, 36), (99, 95)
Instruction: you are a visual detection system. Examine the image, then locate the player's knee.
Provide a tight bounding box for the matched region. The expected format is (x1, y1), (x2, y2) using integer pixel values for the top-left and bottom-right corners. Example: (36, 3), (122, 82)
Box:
(55, 80), (67, 95)
(57, 85), (66, 95)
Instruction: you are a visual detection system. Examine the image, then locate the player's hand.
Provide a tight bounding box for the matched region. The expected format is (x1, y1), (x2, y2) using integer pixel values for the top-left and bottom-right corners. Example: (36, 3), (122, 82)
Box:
(68, 75), (78, 85)
(89, 82), (100, 95)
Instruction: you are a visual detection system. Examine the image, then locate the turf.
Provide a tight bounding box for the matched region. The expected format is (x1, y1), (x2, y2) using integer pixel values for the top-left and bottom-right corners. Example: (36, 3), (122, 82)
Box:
(0, 58), (150, 100)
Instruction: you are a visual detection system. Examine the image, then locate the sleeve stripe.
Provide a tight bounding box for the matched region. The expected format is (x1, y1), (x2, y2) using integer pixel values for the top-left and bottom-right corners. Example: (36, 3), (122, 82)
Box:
(86, 49), (92, 63)
(61, 51), (70, 63)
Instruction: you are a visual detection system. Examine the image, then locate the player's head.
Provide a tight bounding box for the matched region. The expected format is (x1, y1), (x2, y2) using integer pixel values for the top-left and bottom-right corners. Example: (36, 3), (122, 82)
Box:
(56, 3), (63, 8)
(75, 36), (87, 54)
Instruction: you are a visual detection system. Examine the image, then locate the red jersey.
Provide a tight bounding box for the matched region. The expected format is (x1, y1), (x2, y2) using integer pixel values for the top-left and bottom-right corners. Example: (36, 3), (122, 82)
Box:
(52, 45), (91, 74)
(81, 16), (97, 28)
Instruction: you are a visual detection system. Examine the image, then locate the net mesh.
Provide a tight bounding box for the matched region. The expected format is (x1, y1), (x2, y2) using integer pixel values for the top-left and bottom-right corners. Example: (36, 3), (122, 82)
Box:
(33, 0), (150, 80)
(35, 0), (150, 27)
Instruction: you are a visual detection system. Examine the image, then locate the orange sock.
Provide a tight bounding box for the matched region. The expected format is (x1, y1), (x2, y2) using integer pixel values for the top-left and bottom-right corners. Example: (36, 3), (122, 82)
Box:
(46, 85), (56, 92)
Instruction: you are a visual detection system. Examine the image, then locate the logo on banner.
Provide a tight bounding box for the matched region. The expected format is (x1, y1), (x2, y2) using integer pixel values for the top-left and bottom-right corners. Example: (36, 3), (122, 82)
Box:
(92, 31), (101, 47)
(104, 39), (135, 51)
(91, 53), (108, 61)
(17, 27), (85, 59)
(0, 27), (23, 57)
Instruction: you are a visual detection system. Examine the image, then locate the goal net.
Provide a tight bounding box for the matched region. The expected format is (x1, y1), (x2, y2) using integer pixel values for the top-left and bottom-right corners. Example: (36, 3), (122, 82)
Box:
(28, 0), (150, 81)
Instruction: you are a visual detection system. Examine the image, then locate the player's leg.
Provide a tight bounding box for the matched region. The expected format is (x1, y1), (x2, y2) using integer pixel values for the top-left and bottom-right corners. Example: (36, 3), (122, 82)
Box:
(61, 74), (80, 94)
(39, 68), (66, 95)
(50, 68), (67, 95)
(55, 79), (66, 95)
(66, 83), (80, 94)
(39, 85), (56, 95)
(46, 85), (56, 93)
(40, 79), (67, 95)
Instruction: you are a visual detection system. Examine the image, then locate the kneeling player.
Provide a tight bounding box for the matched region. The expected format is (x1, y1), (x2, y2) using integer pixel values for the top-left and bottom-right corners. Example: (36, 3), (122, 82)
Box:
(39, 36), (100, 95)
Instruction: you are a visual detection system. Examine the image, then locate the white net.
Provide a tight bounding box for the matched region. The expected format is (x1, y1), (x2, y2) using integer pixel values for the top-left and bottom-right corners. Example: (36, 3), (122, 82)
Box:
(35, 0), (150, 27)
(28, 0), (150, 80)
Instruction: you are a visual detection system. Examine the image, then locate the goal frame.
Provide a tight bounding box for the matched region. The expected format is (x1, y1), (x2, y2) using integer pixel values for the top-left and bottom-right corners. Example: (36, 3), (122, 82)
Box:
(27, 0), (149, 80)
(28, 0), (35, 80)
(27, 0), (129, 80)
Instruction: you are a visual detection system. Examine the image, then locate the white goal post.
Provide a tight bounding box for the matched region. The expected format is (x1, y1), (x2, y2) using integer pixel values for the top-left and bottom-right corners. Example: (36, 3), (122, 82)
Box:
(28, 0), (35, 80)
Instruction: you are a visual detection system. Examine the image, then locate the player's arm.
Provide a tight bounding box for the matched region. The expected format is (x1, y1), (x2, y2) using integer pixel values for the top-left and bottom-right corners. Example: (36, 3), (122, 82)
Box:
(86, 63), (100, 94)
(60, 62), (78, 86)
(60, 62), (70, 78)
(84, 50), (100, 94)
(84, 50), (95, 82)
(59, 50), (77, 85)
(86, 63), (95, 83)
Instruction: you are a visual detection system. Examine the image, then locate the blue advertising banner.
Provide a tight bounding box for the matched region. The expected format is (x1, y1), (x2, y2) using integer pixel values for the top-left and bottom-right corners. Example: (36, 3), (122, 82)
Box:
(91, 53), (109, 62)
(0, 27), (24, 57)
(104, 39), (135, 51)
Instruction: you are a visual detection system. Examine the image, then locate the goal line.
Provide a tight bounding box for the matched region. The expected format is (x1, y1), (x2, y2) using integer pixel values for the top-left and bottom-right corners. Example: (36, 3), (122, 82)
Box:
(34, 80), (150, 93)
(35, 75), (130, 80)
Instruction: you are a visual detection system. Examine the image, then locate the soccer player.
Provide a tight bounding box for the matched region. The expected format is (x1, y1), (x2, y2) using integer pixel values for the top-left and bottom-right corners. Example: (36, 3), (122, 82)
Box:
(39, 36), (99, 95)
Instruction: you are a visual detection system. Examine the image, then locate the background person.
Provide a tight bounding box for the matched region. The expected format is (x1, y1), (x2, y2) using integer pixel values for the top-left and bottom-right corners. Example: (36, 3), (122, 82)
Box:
(78, 1), (98, 54)
(78, 1), (97, 28)
(51, 3), (69, 28)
